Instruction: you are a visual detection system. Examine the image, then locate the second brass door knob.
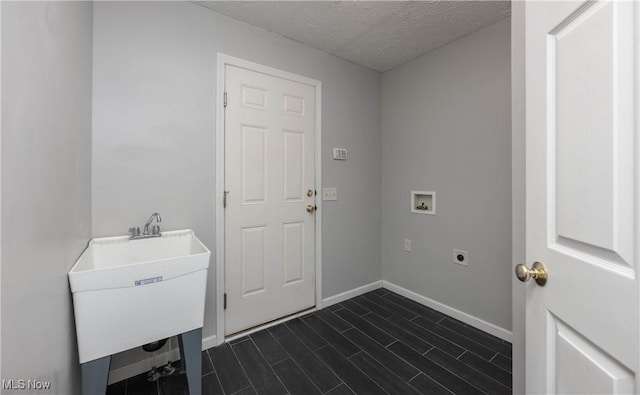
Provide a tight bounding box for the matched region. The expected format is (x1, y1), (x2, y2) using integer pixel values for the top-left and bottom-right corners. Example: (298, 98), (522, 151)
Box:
(515, 261), (548, 286)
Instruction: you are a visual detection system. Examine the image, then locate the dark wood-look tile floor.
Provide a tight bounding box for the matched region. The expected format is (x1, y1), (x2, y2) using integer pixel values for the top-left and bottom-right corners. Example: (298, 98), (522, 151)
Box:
(107, 289), (512, 395)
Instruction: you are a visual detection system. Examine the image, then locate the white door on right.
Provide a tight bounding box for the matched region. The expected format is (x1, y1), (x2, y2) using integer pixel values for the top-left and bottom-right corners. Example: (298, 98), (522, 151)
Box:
(525, 1), (639, 394)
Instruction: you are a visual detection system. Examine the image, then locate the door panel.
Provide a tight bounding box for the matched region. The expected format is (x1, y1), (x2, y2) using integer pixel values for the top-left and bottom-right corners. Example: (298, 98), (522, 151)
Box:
(241, 226), (266, 296)
(526, 1), (639, 393)
(550, 0), (636, 271)
(551, 315), (634, 395)
(283, 130), (304, 201)
(283, 222), (304, 285)
(225, 65), (316, 336)
(241, 125), (267, 204)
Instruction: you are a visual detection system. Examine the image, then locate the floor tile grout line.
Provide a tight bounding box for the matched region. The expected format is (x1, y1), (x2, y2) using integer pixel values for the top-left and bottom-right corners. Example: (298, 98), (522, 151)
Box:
(489, 351), (499, 362)
(363, 293), (422, 322)
(207, 353), (228, 395)
(421, 345), (435, 356)
(320, 344), (389, 395)
(279, 329), (345, 394)
(372, 312), (445, 353)
(345, 348), (407, 395)
(453, 350), (514, 390)
(437, 317), (513, 357)
(229, 339), (260, 394)
(345, 298), (375, 317)
(382, 339), (446, 390)
(352, 295), (395, 319)
(409, 315), (500, 360)
(249, 329), (289, 368)
(346, 350), (363, 361)
(460, 349), (514, 377)
(267, 355), (290, 367)
(336, 309), (408, 349)
(384, 339), (399, 349)
(315, 308), (354, 333)
(417, 369), (458, 395)
(382, 329), (481, 395)
(439, 316), (511, 347)
(203, 364), (224, 395)
(399, 316), (472, 357)
(406, 372), (455, 395)
(407, 372), (422, 382)
(245, 335), (290, 393)
(382, 293), (448, 322)
(229, 384), (253, 395)
(203, 348), (218, 378)
(286, 319), (328, 352)
(422, 348), (510, 394)
(457, 350), (468, 360)
(351, 333), (423, 384)
(300, 313), (360, 358)
(270, 342), (326, 395)
(321, 382), (344, 395)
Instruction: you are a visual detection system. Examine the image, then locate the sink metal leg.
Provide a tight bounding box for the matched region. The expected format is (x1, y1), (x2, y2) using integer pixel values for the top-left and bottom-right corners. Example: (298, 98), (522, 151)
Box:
(178, 328), (202, 395)
(81, 355), (111, 395)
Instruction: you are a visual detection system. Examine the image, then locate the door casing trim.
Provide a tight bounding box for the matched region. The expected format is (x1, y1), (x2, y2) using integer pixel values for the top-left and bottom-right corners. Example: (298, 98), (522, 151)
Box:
(215, 53), (323, 344)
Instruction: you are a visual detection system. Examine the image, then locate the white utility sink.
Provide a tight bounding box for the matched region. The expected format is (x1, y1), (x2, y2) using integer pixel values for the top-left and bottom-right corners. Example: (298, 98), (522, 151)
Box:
(68, 229), (211, 364)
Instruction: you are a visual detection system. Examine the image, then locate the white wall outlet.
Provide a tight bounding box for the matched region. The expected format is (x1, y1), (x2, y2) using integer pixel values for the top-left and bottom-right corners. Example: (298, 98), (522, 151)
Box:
(322, 187), (337, 201)
(332, 148), (348, 160)
(453, 249), (468, 266)
(404, 239), (412, 252)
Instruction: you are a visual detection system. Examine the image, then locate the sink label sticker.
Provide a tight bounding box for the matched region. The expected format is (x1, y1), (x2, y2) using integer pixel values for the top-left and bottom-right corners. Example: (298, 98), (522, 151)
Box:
(135, 276), (163, 286)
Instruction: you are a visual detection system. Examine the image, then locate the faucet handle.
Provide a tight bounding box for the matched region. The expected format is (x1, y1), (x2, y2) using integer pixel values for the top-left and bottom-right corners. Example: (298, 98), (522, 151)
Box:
(129, 227), (136, 236)
(152, 225), (161, 235)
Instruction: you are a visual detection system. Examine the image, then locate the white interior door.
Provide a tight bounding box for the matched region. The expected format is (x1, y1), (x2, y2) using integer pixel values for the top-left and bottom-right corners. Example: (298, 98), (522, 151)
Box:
(224, 65), (316, 336)
(525, 1), (639, 393)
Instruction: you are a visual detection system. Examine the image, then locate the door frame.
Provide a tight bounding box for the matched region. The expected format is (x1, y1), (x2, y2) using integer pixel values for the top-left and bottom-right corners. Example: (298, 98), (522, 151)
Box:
(215, 54), (322, 344)
(511, 2), (526, 393)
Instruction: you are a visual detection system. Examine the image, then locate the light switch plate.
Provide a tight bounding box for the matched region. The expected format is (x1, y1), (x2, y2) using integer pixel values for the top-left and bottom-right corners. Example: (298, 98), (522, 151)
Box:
(323, 187), (337, 201)
(332, 148), (348, 160)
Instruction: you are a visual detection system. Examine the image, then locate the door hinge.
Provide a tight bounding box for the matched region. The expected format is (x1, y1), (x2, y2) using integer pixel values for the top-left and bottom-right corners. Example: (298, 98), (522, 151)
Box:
(224, 293), (227, 309)
(223, 91), (228, 108)
(223, 190), (229, 208)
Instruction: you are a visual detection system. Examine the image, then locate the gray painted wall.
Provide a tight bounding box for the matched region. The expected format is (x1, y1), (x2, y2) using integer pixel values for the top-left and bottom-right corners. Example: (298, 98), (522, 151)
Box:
(1, 2), (93, 394)
(91, 1), (381, 369)
(381, 18), (512, 331)
(511, 2), (526, 392)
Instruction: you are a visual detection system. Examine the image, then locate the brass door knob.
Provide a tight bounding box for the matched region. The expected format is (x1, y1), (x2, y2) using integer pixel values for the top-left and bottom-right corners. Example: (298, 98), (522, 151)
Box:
(306, 205), (316, 213)
(515, 261), (548, 286)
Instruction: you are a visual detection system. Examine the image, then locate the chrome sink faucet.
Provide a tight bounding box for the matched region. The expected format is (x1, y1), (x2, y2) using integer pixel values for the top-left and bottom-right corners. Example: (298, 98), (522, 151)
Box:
(144, 212), (162, 235)
(129, 212), (162, 240)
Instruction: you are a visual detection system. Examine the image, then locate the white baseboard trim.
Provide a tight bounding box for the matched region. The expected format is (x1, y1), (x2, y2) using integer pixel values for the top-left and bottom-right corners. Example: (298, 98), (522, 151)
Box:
(382, 281), (513, 342)
(321, 280), (382, 308)
(202, 333), (218, 351)
(107, 334), (217, 385)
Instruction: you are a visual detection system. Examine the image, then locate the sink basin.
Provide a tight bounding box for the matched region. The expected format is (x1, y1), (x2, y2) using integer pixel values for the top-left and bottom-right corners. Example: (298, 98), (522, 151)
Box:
(68, 229), (211, 364)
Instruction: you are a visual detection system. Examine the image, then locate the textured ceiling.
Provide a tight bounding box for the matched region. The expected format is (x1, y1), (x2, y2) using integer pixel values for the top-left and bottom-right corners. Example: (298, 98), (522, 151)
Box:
(196, 1), (511, 72)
